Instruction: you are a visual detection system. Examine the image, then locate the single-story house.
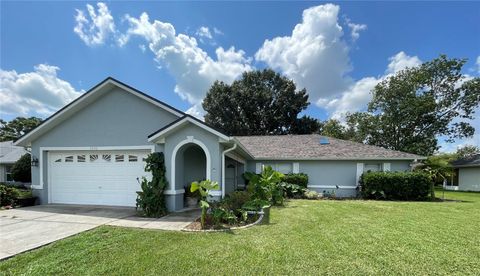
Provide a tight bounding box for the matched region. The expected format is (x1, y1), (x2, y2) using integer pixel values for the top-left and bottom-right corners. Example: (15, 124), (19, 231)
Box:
(0, 141), (29, 183)
(451, 154), (480, 192)
(14, 78), (423, 211)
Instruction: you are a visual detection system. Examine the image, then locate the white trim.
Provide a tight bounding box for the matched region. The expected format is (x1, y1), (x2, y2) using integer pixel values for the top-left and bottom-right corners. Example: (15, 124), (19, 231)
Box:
(37, 145), (155, 190)
(164, 189), (185, 195)
(356, 163), (364, 187)
(293, 162), (300, 173)
(308, 185), (357, 189)
(222, 144), (237, 198)
(171, 137), (211, 194)
(15, 79), (183, 146)
(148, 116), (230, 142)
(383, 163), (391, 172)
(225, 152), (246, 164)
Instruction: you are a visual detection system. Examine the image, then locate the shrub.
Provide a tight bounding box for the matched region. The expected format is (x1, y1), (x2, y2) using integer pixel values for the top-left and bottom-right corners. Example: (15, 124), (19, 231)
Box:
(11, 153), (31, 183)
(190, 180), (219, 228)
(222, 191), (251, 211)
(280, 182), (306, 198)
(360, 171), (433, 201)
(244, 166), (285, 206)
(281, 173), (308, 188)
(304, 189), (320, 200)
(0, 184), (20, 206)
(136, 152), (169, 217)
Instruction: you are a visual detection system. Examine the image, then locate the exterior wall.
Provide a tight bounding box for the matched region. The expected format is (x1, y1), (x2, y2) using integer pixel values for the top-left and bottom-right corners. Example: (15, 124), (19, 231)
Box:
(29, 88), (179, 204)
(163, 123), (223, 210)
(458, 167), (480, 191)
(247, 160), (412, 197)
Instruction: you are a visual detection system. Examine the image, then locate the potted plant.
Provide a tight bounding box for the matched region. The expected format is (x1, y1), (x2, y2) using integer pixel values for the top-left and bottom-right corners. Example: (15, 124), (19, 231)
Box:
(184, 184), (200, 208)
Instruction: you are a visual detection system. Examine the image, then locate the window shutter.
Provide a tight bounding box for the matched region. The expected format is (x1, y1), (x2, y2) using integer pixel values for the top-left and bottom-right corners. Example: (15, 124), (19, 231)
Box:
(255, 163), (262, 174)
(356, 163), (364, 186)
(293, 162), (300, 173)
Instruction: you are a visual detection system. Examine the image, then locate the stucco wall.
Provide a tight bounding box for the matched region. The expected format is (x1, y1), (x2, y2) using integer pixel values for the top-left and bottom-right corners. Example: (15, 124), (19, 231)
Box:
(247, 159), (412, 197)
(458, 167), (480, 192)
(0, 164), (5, 182)
(163, 123), (223, 193)
(30, 87), (179, 204)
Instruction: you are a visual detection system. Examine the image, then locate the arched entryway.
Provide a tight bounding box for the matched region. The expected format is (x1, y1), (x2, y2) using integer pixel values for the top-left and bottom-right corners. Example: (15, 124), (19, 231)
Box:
(171, 138), (210, 196)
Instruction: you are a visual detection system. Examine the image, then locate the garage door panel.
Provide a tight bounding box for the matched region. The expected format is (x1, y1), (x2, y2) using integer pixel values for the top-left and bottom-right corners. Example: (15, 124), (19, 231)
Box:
(49, 150), (149, 206)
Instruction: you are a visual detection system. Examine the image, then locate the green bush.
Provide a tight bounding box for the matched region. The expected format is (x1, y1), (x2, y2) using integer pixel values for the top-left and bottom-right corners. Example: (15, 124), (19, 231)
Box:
(280, 182), (306, 198)
(360, 171), (433, 201)
(136, 152), (169, 217)
(11, 153), (31, 183)
(244, 166), (285, 206)
(0, 185), (20, 206)
(281, 173), (308, 188)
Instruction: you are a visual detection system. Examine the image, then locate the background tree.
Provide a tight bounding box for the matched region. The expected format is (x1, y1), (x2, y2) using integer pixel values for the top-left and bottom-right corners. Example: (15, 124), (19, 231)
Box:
(347, 55), (480, 155)
(203, 69), (318, 135)
(0, 117), (43, 141)
(11, 153), (32, 183)
(455, 145), (480, 158)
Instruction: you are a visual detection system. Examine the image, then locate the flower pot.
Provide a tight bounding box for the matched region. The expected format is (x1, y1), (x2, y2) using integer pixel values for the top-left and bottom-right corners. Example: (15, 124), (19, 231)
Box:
(185, 197), (199, 208)
(260, 206), (271, 224)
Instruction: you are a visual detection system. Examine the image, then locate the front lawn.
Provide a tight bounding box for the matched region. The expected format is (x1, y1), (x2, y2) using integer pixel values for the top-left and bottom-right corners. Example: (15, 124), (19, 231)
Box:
(1, 190), (479, 275)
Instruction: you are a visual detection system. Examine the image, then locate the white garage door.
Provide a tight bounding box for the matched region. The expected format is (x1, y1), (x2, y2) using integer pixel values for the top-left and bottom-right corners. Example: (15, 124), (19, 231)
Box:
(48, 150), (150, 206)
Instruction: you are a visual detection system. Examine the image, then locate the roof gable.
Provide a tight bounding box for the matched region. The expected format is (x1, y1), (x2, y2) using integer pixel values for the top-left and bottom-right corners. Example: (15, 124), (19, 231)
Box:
(14, 77), (184, 146)
(148, 115), (230, 142)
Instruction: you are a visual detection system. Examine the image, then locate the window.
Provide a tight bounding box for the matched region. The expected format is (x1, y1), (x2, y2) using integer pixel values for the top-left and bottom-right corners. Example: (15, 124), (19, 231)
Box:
(276, 163), (293, 174)
(5, 165), (13, 182)
(115, 154), (124, 162)
(102, 154), (111, 162)
(77, 155), (86, 162)
(54, 158), (62, 163)
(65, 156), (74, 162)
(90, 154), (98, 162)
(364, 163), (381, 172)
(128, 155), (138, 162)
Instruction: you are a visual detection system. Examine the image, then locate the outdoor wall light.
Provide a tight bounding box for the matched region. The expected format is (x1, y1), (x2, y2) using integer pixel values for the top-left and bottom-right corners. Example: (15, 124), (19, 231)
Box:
(31, 156), (39, 167)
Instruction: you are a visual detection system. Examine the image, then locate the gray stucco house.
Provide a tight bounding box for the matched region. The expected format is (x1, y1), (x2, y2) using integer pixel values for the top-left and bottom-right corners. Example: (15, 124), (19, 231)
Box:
(15, 78), (423, 211)
(0, 141), (29, 183)
(451, 154), (480, 192)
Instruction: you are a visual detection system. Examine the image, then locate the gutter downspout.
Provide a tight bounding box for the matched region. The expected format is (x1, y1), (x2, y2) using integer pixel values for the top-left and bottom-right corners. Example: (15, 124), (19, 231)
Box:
(221, 142), (237, 198)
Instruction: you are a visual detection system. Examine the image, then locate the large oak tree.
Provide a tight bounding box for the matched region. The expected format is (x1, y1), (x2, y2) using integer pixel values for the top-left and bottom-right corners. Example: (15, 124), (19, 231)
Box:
(0, 117), (43, 142)
(346, 55), (480, 156)
(203, 69), (319, 135)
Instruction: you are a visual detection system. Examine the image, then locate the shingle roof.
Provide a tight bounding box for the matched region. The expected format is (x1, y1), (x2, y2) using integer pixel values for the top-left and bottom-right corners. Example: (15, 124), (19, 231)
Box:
(0, 141), (28, 164)
(451, 154), (480, 168)
(234, 134), (424, 160)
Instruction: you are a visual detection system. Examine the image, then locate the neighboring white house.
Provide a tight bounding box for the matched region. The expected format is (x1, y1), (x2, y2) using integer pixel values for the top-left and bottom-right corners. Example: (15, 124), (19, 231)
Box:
(451, 154), (480, 192)
(0, 141), (29, 182)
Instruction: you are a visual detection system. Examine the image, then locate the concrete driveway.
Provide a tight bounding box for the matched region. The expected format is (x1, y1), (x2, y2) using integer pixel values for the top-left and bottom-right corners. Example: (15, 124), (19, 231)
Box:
(0, 205), (200, 260)
(0, 205), (136, 260)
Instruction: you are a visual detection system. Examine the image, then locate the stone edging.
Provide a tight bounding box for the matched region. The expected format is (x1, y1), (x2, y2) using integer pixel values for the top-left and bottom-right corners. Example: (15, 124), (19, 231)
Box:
(181, 211), (265, 232)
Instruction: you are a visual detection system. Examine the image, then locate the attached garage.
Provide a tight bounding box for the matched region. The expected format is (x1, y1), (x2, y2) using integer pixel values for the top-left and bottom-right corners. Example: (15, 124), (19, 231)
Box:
(48, 150), (150, 206)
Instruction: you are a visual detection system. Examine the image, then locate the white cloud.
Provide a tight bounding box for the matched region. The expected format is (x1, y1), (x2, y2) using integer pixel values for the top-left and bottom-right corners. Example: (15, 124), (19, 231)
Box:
(196, 26), (212, 39)
(0, 64), (82, 117)
(324, 51), (422, 119)
(139, 44), (146, 53)
(74, 2), (116, 46)
(347, 21), (367, 41)
(386, 51), (422, 74)
(185, 103), (205, 119)
(256, 4), (353, 104)
(213, 27), (224, 35)
(119, 12), (253, 110)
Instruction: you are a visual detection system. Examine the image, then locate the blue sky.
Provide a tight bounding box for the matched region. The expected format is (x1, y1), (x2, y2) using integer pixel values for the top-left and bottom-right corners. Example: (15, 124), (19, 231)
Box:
(1, 1), (479, 151)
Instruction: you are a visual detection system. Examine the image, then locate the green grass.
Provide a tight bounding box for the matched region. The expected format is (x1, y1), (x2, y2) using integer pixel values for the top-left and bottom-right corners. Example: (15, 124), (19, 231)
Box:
(1, 190), (479, 275)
